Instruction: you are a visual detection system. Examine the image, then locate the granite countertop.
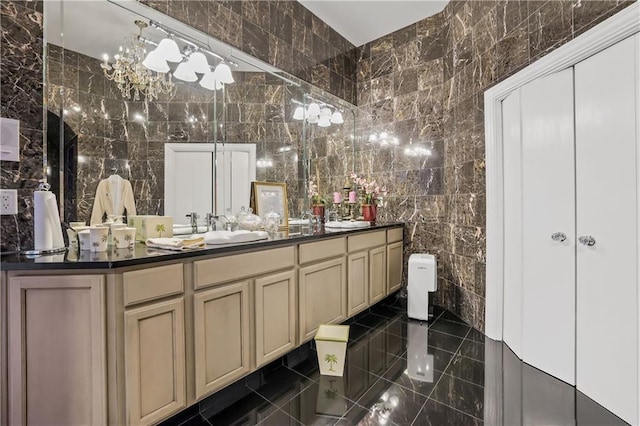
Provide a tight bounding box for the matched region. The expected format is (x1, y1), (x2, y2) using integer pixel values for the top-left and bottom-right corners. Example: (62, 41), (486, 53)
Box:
(0, 223), (404, 271)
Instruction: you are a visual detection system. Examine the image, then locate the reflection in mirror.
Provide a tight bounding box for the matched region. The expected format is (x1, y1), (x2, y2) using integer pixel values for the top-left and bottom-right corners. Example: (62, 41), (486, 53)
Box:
(43, 0), (356, 226)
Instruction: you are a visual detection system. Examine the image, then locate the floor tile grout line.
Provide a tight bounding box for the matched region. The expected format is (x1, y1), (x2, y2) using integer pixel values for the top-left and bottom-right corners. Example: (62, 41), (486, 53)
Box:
(410, 327), (473, 426)
(424, 398), (485, 422)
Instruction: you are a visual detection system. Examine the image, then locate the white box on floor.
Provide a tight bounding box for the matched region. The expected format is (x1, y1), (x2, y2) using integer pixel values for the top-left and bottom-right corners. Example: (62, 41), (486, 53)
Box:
(408, 253), (437, 321)
(314, 324), (349, 377)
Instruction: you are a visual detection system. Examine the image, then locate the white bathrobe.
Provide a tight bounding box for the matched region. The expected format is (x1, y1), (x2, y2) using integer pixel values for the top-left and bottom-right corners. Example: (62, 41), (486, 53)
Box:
(90, 175), (137, 225)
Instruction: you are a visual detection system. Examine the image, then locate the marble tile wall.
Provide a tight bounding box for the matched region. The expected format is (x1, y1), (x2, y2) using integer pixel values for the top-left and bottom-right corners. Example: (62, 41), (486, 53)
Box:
(355, 0), (635, 331)
(0, 0), (43, 252)
(140, 0), (358, 105)
(46, 45), (306, 224)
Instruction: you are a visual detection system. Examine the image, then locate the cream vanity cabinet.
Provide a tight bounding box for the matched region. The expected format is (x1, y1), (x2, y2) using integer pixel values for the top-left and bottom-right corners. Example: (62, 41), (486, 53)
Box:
(122, 264), (186, 426)
(6, 274), (107, 426)
(386, 228), (404, 294)
(192, 246), (296, 399)
(298, 237), (348, 342)
(347, 230), (387, 316)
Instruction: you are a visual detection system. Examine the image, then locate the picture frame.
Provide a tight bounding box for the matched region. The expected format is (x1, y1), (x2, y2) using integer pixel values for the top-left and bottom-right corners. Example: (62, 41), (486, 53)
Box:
(250, 181), (289, 225)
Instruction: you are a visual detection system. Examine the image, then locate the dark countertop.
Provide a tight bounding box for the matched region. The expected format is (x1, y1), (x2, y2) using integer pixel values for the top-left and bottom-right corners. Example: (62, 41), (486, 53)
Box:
(0, 223), (404, 271)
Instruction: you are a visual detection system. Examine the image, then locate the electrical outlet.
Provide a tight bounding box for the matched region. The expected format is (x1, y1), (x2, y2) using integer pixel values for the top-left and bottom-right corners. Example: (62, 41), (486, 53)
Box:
(0, 189), (18, 215)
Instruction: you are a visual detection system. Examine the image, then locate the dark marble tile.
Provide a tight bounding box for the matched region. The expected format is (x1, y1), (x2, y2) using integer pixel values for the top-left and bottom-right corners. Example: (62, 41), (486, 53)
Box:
(414, 399), (482, 426)
(444, 354), (485, 387)
(431, 373), (484, 419)
(458, 337), (485, 363)
(242, 19), (270, 63)
(528, 0), (573, 60)
(208, 4), (242, 49)
(427, 329), (464, 354)
(496, 25), (529, 79)
(430, 318), (471, 338)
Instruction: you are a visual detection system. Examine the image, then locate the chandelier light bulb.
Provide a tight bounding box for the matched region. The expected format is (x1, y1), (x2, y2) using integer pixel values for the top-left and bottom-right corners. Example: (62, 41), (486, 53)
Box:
(199, 72), (223, 90)
(330, 110), (344, 124)
(212, 62), (234, 84)
(142, 50), (170, 73)
(320, 107), (332, 117)
(173, 61), (198, 82)
(307, 113), (319, 124)
(155, 38), (183, 62)
(307, 102), (321, 116)
(187, 51), (210, 74)
(318, 115), (331, 127)
(292, 106), (304, 120)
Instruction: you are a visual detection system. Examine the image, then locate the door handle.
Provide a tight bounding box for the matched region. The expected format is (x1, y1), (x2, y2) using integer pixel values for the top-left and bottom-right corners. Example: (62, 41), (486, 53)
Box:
(578, 235), (596, 246)
(551, 232), (566, 242)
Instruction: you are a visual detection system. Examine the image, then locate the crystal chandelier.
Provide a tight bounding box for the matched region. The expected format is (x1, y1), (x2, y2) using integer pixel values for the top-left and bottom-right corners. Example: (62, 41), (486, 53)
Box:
(100, 20), (174, 102)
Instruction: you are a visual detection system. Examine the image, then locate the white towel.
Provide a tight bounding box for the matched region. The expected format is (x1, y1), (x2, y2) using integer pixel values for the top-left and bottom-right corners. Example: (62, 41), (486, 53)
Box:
(203, 230), (269, 245)
(145, 237), (205, 251)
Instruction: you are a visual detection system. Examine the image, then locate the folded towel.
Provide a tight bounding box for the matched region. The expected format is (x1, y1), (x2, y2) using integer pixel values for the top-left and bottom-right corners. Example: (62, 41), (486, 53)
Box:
(203, 230), (269, 245)
(145, 237), (206, 251)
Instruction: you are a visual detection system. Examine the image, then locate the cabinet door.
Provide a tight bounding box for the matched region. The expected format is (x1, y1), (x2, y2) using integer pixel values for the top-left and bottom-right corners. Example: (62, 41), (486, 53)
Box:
(347, 251), (369, 316)
(369, 246), (386, 305)
(386, 242), (403, 294)
(575, 34), (639, 425)
(125, 298), (186, 425)
(8, 275), (106, 426)
(194, 281), (251, 399)
(299, 257), (347, 342)
(255, 270), (296, 368)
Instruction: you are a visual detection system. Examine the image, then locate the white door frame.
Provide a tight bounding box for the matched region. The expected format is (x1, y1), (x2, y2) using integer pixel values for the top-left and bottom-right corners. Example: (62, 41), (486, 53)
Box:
(484, 2), (640, 341)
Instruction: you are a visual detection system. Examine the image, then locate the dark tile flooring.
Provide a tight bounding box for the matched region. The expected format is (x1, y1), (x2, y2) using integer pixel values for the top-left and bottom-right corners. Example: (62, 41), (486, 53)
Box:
(163, 296), (628, 426)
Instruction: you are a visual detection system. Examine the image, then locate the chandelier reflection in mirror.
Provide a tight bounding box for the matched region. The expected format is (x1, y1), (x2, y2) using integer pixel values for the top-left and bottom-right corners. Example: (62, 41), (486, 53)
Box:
(101, 19), (236, 102)
(291, 96), (344, 128)
(100, 20), (174, 102)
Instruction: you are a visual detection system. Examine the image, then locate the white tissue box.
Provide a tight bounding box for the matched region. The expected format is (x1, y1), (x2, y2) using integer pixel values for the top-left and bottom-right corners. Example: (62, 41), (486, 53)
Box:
(128, 215), (173, 241)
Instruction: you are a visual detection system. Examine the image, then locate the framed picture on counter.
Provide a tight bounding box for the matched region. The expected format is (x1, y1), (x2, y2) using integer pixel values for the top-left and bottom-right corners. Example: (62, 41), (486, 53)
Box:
(250, 181), (289, 224)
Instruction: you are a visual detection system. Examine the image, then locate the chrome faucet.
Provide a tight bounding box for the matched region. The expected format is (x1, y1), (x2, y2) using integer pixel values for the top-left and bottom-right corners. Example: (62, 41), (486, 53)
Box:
(207, 214), (231, 231)
(185, 212), (199, 233)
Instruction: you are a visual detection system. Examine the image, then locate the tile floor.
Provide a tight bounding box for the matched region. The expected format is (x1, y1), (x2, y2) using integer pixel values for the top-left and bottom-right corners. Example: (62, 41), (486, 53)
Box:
(163, 296), (627, 426)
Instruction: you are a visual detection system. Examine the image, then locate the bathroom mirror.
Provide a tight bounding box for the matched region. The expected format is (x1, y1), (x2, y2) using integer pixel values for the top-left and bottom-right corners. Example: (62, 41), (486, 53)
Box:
(43, 0), (356, 225)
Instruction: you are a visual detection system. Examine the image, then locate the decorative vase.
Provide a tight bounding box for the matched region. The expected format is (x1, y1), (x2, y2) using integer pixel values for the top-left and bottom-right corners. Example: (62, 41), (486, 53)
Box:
(362, 204), (376, 222)
(312, 204), (325, 223)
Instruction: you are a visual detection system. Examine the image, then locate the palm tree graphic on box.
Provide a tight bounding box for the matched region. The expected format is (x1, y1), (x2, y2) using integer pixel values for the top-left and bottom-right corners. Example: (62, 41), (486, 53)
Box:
(156, 224), (165, 237)
(324, 354), (338, 372)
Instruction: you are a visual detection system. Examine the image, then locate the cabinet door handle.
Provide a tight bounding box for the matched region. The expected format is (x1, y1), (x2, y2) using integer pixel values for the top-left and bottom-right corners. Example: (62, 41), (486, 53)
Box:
(578, 235), (596, 246)
(551, 232), (566, 242)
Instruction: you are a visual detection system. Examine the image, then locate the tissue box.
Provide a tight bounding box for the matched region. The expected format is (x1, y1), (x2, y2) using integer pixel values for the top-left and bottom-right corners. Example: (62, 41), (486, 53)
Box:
(127, 215), (173, 241)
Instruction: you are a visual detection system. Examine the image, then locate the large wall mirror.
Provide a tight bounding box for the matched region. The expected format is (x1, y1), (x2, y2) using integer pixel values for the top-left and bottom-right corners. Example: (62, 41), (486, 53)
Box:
(43, 0), (357, 227)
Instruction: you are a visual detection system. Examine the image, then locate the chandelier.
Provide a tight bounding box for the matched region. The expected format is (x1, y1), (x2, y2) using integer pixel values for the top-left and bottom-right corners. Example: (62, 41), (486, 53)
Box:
(101, 20), (175, 102)
(292, 97), (344, 128)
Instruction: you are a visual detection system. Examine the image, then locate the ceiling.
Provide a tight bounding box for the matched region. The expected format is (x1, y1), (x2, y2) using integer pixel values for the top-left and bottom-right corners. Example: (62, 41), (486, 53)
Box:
(298, 0), (450, 47)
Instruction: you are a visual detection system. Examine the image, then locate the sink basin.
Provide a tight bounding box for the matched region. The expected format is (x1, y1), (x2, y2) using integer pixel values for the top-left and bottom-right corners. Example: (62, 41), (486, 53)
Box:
(325, 221), (371, 229)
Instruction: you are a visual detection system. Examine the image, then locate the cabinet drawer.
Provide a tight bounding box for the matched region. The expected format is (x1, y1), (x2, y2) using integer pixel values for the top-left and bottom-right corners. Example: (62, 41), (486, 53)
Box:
(299, 237), (346, 264)
(387, 228), (403, 243)
(194, 246), (294, 289)
(348, 231), (386, 252)
(123, 264), (184, 306)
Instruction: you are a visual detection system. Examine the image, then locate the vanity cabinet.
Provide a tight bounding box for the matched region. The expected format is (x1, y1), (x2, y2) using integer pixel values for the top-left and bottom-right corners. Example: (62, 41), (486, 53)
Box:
(386, 241), (403, 294)
(347, 251), (369, 316)
(7, 275), (107, 426)
(255, 270), (297, 368)
(193, 281), (251, 399)
(124, 298), (186, 425)
(369, 246), (387, 304)
(298, 257), (347, 343)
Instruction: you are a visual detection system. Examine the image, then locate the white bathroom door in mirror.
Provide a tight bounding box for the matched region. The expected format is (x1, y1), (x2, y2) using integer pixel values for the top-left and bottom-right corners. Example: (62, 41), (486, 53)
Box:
(165, 144), (256, 225)
(215, 149), (255, 216)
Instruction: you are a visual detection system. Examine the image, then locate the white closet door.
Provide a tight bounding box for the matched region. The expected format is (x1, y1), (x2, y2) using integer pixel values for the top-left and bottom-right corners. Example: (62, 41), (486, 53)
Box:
(502, 91), (524, 358)
(521, 68), (576, 385)
(575, 34), (638, 425)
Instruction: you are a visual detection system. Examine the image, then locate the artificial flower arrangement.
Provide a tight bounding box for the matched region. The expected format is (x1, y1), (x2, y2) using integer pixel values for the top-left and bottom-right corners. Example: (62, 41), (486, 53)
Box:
(350, 173), (387, 206)
(307, 177), (326, 205)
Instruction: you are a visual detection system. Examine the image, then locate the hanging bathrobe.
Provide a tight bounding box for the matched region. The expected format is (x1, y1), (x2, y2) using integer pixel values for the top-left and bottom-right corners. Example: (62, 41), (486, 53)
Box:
(90, 175), (137, 225)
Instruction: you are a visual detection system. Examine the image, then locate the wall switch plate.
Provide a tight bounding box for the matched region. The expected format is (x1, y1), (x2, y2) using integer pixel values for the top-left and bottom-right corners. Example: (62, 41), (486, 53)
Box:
(0, 189), (18, 215)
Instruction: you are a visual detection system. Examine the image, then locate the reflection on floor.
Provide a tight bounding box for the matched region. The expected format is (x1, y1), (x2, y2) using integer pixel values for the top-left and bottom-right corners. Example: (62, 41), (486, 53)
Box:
(162, 296), (627, 426)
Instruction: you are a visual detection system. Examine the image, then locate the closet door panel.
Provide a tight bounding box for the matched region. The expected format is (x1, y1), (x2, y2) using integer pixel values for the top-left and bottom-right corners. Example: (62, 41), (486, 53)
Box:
(502, 90), (524, 358)
(575, 34), (638, 425)
(521, 68), (576, 385)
